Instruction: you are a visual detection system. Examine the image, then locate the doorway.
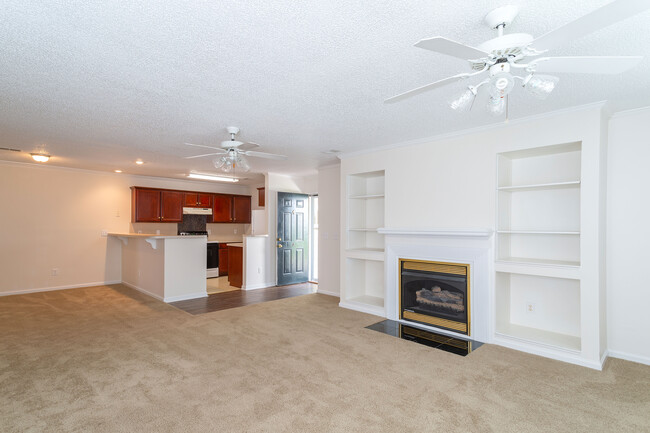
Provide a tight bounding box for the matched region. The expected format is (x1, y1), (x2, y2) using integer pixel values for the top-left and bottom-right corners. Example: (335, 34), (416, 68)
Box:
(276, 192), (310, 286)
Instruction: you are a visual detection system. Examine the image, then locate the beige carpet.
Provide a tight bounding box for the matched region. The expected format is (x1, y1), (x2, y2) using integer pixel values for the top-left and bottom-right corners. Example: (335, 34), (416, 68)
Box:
(1, 285), (649, 433)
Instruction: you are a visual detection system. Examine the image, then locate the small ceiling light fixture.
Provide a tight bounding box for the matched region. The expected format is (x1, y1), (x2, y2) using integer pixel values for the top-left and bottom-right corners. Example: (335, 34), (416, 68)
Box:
(114, 169), (122, 173)
(135, 159), (144, 165)
(448, 86), (478, 112)
(522, 74), (559, 100)
(187, 173), (239, 183)
(30, 153), (50, 162)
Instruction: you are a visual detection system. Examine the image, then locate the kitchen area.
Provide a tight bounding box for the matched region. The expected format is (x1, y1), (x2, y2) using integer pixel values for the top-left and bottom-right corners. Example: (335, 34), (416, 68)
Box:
(108, 185), (269, 302)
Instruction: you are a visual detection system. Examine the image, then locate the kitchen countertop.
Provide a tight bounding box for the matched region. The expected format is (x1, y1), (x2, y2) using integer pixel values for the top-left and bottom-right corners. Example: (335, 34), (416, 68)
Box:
(207, 239), (243, 243)
(108, 233), (206, 239)
(226, 243), (244, 247)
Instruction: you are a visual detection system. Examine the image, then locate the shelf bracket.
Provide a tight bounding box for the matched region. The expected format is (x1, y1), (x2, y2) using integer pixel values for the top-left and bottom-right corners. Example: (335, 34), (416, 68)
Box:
(116, 236), (129, 246)
(145, 238), (159, 250)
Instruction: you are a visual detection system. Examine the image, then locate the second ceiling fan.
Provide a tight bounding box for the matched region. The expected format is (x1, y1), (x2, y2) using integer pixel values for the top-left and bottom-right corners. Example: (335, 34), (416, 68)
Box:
(385, 1), (650, 115)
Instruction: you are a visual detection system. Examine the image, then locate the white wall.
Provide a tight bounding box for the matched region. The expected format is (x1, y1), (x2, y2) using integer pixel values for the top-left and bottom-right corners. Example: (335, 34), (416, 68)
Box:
(606, 107), (650, 364)
(0, 162), (249, 295)
(317, 165), (341, 296)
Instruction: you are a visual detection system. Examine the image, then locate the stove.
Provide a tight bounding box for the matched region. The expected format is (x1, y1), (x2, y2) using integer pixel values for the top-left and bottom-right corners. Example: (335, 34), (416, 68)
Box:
(178, 230), (208, 236)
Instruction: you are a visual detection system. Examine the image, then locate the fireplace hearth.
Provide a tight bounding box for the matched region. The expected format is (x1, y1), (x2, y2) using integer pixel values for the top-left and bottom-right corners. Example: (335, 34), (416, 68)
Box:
(400, 259), (470, 335)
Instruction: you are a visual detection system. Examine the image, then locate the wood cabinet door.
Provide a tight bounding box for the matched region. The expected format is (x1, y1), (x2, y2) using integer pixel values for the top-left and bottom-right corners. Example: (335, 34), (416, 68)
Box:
(161, 190), (183, 222)
(183, 193), (199, 207)
(197, 193), (212, 207)
(232, 195), (251, 223)
(219, 245), (229, 275)
(227, 246), (242, 288)
(212, 194), (233, 223)
(133, 188), (161, 222)
(257, 187), (265, 207)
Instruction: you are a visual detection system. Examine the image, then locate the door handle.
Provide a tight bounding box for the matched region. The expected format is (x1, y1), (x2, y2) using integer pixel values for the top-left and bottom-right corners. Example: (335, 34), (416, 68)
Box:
(277, 244), (283, 248)
(277, 237), (282, 241)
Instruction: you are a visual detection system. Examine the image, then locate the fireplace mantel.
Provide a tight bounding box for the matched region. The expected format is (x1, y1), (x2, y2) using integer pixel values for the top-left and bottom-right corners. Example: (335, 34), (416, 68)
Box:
(383, 229), (493, 343)
(378, 228), (493, 238)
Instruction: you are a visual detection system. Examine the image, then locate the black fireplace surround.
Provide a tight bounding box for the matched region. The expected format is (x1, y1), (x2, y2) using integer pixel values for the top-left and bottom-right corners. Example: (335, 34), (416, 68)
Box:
(400, 260), (469, 335)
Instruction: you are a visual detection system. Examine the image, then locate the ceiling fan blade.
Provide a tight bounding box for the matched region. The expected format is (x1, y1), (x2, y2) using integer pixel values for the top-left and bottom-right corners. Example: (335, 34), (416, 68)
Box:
(241, 150), (288, 160)
(184, 142), (223, 151)
(530, 56), (643, 74)
(384, 73), (472, 104)
(531, 0), (650, 53)
(184, 152), (225, 159)
(238, 141), (261, 151)
(415, 36), (489, 60)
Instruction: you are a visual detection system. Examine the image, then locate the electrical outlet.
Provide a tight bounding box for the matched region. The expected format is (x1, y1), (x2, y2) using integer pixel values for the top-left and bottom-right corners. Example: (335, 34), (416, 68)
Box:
(115, 210), (120, 217)
(207, 229), (211, 235)
(257, 267), (261, 274)
(234, 228), (238, 234)
(51, 268), (59, 276)
(101, 230), (108, 237)
(156, 229), (160, 235)
(525, 302), (536, 314)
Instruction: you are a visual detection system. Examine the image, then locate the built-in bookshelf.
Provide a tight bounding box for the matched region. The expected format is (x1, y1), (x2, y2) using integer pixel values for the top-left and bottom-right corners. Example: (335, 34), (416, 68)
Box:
(495, 142), (585, 357)
(341, 170), (386, 316)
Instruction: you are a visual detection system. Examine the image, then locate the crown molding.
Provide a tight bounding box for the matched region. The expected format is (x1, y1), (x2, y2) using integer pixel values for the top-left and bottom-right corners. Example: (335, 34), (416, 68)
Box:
(609, 105), (650, 119)
(338, 101), (608, 160)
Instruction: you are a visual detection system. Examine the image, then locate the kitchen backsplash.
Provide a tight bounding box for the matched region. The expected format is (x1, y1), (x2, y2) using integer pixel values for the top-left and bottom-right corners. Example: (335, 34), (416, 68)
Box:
(178, 214), (207, 233)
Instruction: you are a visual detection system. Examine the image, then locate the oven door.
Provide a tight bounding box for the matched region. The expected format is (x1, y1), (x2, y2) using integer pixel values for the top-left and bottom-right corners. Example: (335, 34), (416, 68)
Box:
(207, 242), (219, 278)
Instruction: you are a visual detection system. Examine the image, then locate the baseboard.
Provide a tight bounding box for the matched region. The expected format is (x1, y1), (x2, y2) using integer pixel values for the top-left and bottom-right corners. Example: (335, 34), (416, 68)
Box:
(242, 282), (275, 291)
(121, 281), (164, 302)
(0, 280), (122, 297)
(608, 350), (650, 366)
(163, 292), (208, 303)
(316, 289), (340, 297)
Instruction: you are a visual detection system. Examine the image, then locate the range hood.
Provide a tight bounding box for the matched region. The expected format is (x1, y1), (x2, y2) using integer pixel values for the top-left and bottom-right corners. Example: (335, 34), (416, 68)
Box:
(182, 207), (213, 215)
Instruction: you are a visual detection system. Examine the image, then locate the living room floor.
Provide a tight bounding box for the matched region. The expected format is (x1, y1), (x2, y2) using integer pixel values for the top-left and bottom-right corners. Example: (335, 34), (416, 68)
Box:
(1, 285), (648, 432)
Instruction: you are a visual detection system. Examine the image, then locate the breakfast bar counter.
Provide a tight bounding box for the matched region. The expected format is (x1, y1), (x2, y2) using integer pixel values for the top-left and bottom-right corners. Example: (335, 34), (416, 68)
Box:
(108, 233), (207, 302)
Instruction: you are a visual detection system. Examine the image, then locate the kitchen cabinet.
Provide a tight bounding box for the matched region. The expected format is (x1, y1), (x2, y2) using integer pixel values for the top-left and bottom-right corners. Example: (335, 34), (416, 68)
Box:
(257, 187), (265, 207)
(212, 194), (233, 223)
(233, 195), (251, 223)
(160, 191), (183, 222)
(132, 186), (251, 224)
(210, 194), (251, 223)
(132, 188), (183, 223)
(132, 188), (161, 222)
(227, 245), (243, 288)
(184, 192), (212, 208)
(218, 243), (229, 275)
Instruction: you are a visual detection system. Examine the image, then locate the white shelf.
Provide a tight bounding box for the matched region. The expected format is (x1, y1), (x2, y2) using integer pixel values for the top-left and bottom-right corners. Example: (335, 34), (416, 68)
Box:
(498, 180), (581, 192)
(497, 230), (580, 235)
(348, 228), (380, 232)
(346, 248), (384, 261)
(348, 194), (385, 199)
(496, 323), (581, 352)
(496, 257), (580, 268)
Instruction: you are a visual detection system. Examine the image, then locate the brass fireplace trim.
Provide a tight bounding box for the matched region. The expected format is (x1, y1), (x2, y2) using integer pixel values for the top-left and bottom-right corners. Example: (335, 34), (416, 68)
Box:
(399, 258), (471, 336)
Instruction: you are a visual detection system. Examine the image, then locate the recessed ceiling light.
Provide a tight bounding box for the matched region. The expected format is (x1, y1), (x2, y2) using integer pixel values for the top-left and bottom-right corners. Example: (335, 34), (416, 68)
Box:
(114, 169), (122, 173)
(30, 153), (50, 162)
(188, 173), (239, 182)
(135, 159), (144, 165)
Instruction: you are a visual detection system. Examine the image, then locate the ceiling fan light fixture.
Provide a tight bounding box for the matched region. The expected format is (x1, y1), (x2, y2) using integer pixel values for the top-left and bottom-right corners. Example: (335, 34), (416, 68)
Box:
(448, 87), (477, 112)
(487, 96), (506, 116)
(488, 71), (515, 98)
(523, 74), (559, 100)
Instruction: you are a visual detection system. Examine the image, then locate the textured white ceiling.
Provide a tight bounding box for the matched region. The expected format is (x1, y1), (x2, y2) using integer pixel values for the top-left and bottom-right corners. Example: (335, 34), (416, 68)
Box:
(1, 1), (649, 181)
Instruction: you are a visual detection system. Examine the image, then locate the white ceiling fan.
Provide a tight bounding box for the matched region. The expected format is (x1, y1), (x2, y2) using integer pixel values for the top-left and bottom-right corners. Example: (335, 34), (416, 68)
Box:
(385, 1), (650, 116)
(185, 126), (287, 173)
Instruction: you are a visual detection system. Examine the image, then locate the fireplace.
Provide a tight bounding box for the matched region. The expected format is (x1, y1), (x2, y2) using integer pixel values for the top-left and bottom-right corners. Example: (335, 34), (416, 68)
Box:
(400, 259), (470, 335)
